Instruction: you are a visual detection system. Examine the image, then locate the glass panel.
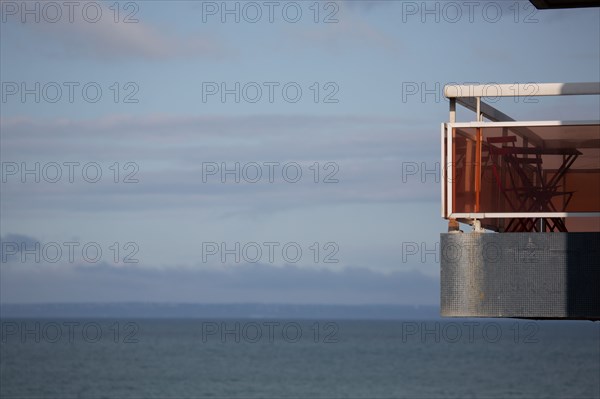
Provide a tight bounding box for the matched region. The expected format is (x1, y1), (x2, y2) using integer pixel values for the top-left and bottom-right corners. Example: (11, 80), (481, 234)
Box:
(450, 124), (600, 232)
(452, 128), (477, 213)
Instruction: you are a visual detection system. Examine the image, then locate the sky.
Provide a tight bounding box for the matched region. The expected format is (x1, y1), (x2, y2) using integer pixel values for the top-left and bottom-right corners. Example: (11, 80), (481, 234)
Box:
(1, 0), (599, 305)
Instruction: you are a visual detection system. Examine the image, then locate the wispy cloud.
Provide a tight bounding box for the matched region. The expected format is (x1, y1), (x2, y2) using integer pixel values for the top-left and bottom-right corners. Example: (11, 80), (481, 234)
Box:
(284, 4), (402, 54)
(3, 2), (227, 61)
(1, 114), (439, 213)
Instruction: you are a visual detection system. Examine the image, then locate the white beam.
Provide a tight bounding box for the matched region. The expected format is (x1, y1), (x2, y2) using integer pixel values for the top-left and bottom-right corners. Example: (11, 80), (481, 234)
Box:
(444, 82), (600, 98)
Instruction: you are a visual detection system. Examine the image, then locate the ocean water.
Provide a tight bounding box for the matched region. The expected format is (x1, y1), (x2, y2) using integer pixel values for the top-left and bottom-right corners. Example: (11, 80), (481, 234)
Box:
(1, 319), (598, 398)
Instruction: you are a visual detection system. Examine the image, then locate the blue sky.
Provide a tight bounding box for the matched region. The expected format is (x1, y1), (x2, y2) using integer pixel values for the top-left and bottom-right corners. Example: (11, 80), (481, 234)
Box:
(1, 1), (599, 305)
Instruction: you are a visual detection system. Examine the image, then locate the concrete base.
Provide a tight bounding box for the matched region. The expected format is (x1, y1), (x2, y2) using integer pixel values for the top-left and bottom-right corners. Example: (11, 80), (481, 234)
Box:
(440, 232), (600, 319)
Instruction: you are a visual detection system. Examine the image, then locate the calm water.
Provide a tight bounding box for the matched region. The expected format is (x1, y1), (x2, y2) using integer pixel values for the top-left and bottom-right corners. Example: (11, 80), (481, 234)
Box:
(1, 319), (598, 398)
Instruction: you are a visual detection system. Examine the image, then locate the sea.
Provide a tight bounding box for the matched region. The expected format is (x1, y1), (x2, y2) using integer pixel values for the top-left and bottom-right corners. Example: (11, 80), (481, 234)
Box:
(0, 305), (598, 398)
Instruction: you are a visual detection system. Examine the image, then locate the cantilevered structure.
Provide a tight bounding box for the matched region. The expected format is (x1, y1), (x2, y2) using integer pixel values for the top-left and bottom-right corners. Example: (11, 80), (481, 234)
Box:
(529, 0), (600, 9)
(440, 82), (600, 320)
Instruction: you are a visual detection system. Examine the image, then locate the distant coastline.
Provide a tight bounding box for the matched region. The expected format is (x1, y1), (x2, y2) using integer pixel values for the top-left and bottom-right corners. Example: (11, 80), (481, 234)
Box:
(0, 303), (441, 320)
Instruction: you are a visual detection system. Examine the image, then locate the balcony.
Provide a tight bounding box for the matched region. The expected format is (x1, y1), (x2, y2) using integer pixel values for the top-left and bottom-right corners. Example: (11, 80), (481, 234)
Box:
(439, 83), (600, 319)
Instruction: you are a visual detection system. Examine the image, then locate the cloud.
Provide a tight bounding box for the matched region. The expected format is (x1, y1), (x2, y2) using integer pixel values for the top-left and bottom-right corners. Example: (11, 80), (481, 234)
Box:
(283, 3), (402, 54)
(0, 114), (434, 166)
(0, 234), (40, 261)
(3, 2), (227, 61)
(0, 114), (440, 213)
(0, 260), (438, 305)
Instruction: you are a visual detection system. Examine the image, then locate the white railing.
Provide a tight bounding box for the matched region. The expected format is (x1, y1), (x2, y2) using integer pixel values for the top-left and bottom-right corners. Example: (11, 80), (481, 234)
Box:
(441, 82), (600, 230)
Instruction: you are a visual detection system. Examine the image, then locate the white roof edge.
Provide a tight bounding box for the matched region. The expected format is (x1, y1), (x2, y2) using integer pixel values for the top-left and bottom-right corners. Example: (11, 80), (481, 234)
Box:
(448, 120), (600, 127)
(444, 82), (600, 98)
